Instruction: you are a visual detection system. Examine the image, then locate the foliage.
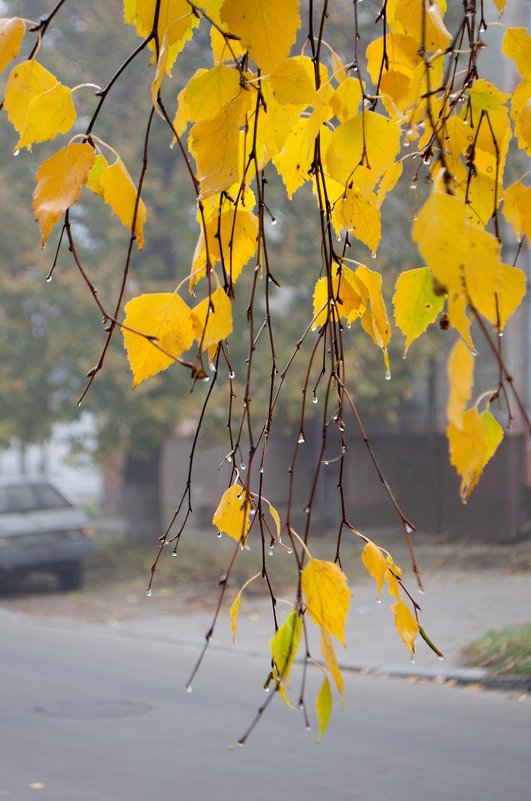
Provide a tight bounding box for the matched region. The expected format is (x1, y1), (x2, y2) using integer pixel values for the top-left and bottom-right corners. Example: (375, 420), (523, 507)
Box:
(461, 623), (531, 675)
(0, 0), (529, 740)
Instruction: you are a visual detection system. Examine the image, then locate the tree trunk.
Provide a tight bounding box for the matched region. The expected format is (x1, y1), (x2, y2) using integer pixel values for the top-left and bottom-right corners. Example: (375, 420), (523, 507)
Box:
(122, 444), (164, 543)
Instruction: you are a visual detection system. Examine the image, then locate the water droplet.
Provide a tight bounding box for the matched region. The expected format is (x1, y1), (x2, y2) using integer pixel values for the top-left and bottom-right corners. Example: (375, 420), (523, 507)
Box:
(297, 433), (305, 444)
(417, 588), (426, 595)
(323, 460), (329, 466)
(76, 400), (82, 408)
(371, 252), (377, 260)
(409, 181), (417, 190)
(410, 657), (416, 664)
(376, 598), (382, 605)
(46, 274), (53, 283)
(202, 375), (210, 383)
(438, 656), (444, 662)
(287, 548), (293, 554)
(405, 523), (413, 534)
(498, 330), (503, 338)
(264, 685), (270, 692)
(304, 505), (310, 514)
(217, 532), (222, 539)
(268, 549), (274, 557)
(210, 364), (217, 372)
(240, 463), (246, 471)
(305, 724), (311, 732)
(186, 684), (193, 694)
(385, 369), (391, 381)
(13, 149), (20, 157)
(171, 550), (177, 556)
(229, 370), (235, 380)
(146, 588), (152, 597)
(338, 422), (346, 432)
(404, 140), (411, 148)
(423, 155), (431, 166)
(239, 544), (244, 551)
(312, 395), (318, 404)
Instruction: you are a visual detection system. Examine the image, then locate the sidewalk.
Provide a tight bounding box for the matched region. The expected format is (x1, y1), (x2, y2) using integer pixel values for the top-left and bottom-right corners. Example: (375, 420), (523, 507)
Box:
(109, 569), (531, 689)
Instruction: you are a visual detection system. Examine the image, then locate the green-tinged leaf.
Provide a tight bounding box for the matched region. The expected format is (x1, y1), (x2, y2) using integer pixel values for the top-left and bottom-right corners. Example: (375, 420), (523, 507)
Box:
(448, 408), (503, 502)
(270, 608), (303, 704)
(393, 267), (445, 355)
(315, 676), (332, 740)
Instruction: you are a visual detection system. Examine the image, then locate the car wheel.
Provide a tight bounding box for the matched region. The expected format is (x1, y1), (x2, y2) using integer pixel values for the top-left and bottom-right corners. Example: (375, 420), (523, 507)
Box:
(55, 561), (83, 591)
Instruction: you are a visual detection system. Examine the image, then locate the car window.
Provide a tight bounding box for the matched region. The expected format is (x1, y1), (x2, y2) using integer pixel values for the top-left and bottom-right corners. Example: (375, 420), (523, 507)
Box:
(0, 483), (72, 513)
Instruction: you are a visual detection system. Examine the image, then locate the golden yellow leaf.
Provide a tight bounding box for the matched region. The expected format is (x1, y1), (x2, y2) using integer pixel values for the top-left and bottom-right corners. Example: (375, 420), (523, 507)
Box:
(192, 285), (233, 365)
(184, 65), (243, 123)
(270, 608), (303, 699)
(448, 408), (503, 502)
(312, 266), (365, 329)
(361, 541), (388, 601)
(393, 267), (445, 355)
(385, 565), (401, 601)
(32, 142), (95, 247)
(4, 60), (57, 147)
(122, 292), (195, 387)
(393, 0), (451, 52)
(366, 33), (420, 96)
(210, 26), (246, 64)
(99, 158), (147, 249)
(190, 205), (258, 292)
(392, 600), (419, 656)
(376, 161), (403, 209)
(273, 111), (323, 198)
(468, 78), (509, 112)
(189, 93), (250, 198)
(511, 80), (531, 156)
(448, 291), (474, 352)
(212, 483), (252, 545)
(0, 17), (25, 73)
(302, 559), (351, 645)
(16, 83), (76, 151)
(127, 0), (199, 73)
(229, 571), (260, 642)
(502, 27), (531, 81)
(447, 339), (474, 429)
(326, 112), (402, 191)
(320, 628), (343, 698)
(265, 499), (281, 541)
(331, 186), (381, 253)
(151, 31), (169, 108)
(315, 676), (332, 740)
(412, 190), (467, 293)
(220, 0), (301, 73)
(268, 56), (315, 105)
(492, 0), (506, 13)
(330, 77), (363, 122)
(356, 265), (392, 355)
(502, 180), (531, 241)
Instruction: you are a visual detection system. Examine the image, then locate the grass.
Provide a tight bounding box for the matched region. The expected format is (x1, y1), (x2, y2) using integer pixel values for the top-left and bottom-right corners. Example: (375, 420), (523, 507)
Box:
(460, 624), (531, 675)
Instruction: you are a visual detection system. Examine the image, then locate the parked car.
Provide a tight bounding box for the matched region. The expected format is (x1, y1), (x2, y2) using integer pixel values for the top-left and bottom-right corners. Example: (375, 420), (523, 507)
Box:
(0, 477), (94, 590)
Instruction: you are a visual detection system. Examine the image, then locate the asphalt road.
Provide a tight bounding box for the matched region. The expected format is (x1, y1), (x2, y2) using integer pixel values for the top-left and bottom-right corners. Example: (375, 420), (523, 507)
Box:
(1, 613), (530, 801)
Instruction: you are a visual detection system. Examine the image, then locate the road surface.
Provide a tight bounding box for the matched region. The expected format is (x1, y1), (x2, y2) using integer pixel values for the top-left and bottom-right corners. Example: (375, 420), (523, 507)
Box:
(1, 613), (530, 801)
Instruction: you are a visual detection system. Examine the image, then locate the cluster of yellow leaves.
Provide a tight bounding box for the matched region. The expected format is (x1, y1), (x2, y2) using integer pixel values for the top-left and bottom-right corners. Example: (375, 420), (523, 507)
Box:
(361, 540), (419, 656)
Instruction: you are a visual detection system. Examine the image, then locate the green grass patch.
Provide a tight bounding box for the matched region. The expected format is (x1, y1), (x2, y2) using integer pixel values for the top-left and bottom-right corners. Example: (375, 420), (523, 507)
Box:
(460, 624), (531, 675)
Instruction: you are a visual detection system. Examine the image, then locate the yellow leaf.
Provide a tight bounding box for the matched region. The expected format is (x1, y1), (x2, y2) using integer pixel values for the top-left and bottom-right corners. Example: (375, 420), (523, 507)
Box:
(393, 0), (451, 52)
(122, 293), (195, 386)
(511, 80), (531, 156)
(0, 17), (25, 73)
(127, 0), (199, 73)
(151, 31), (169, 108)
(502, 27), (531, 81)
(273, 112), (323, 198)
(301, 559), (351, 645)
(315, 676), (332, 740)
(392, 600), (419, 656)
(32, 142), (95, 247)
(210, 26), (246, 64)
(184, 65), (243, 123)
(16, 83), (76, 151)
(385, 566), (401, 601)
(361, 541), (388, 601)
(492, 0), (506, 13)
(447, 340), (474, 429)
(320, 628), (343, 698)
(312, 266), (366, 329)
(268, 56), (316, 105)
(212, 483), (252, 545)
(330, 77), (363, 122)
(99, 158), (147, 249)
(393, 267), (445, 355)
(189, 205), (258, 292)
(331, 186), (381, 253)
(4, 60), (57, 147)
(413, 190), (466, 293)
(229, 571), (260, 642)
(448, 408), (503, 502)
(448, 290), (474, 352)
(220, 0), (301, 73)
(502, 180), (531, 241)
(192, 285), (233, 364)
(326, 112), (402, 191)
(189, 93), (250, 198)
(376, 161), (403, 209)
(265, 499), (281, 541)
(356, 265), (392, 359)
(467, 78), (509, 112)
(366, 33), (420, 86)
(270, 608), (303, 699)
